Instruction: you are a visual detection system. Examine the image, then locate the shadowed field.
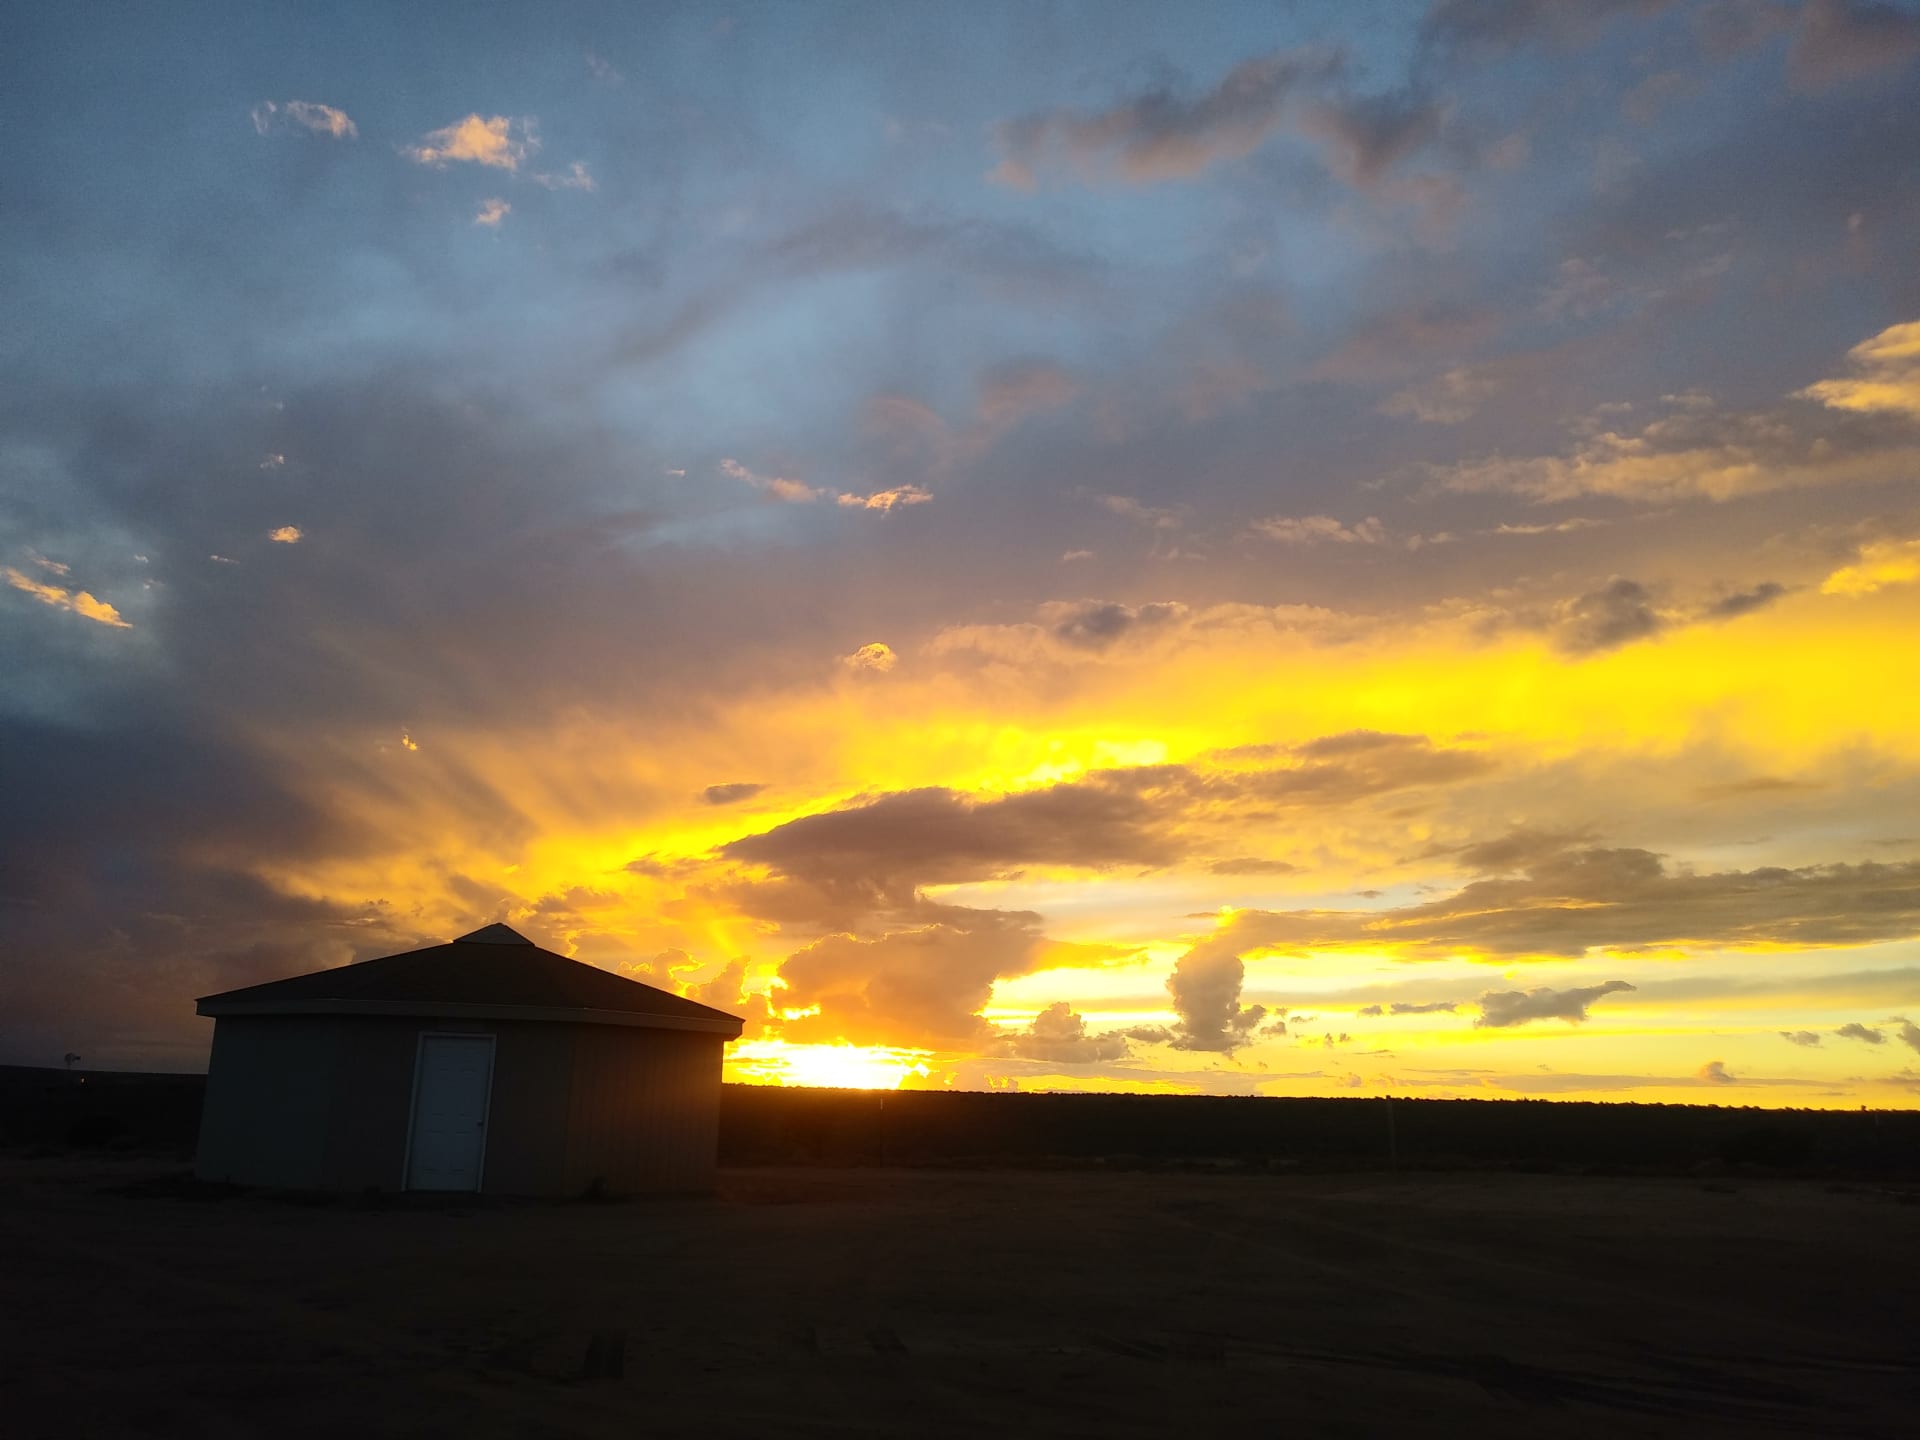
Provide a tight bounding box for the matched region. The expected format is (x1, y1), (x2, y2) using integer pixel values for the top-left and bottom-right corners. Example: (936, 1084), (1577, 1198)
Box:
(3, 1157), (1916, 1437)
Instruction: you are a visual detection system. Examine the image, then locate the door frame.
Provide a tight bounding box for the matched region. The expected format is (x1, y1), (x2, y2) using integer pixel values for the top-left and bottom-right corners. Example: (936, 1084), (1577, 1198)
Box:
(400, 1030), (497, 1193)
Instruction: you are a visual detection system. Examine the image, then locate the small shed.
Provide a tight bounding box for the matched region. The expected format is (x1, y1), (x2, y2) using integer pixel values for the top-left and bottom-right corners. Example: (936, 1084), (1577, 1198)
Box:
(193, 923), (744, 1196)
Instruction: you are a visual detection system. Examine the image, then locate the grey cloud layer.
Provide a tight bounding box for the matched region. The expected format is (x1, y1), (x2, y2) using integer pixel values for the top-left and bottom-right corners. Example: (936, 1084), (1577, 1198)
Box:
(1187, 834), (1920, 962)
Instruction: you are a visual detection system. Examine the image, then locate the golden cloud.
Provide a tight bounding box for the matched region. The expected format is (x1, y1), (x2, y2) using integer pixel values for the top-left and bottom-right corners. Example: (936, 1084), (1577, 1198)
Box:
(1821, 537), (1920, 597)
(404, 114), (536, 171)
(3, 566), (131, 628)
(1799, 317), (1920, 418)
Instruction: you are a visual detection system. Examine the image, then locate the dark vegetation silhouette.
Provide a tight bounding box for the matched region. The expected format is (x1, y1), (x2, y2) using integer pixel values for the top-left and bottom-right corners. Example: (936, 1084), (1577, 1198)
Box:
(7, 1065), (1917, 1180)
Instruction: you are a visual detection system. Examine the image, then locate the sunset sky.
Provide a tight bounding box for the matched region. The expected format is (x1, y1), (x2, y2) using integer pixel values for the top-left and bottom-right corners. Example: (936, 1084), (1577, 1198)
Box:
(5, 0), (1920, 1105)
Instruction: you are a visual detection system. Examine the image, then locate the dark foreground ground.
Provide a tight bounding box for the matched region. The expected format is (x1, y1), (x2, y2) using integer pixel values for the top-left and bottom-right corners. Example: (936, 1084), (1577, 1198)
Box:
(2, 1157), (1916, 1438)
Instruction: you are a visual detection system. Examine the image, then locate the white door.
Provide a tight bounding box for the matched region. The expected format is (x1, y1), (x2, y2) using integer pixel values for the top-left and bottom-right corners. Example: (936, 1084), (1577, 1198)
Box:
(406, 1034), (494, 1191)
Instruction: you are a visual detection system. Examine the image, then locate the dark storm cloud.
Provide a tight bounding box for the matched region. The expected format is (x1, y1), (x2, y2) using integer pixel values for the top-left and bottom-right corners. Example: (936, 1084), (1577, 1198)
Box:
(1477, 979), (1637, 1027)
(991, 47), (1345, 188)
(1047, 599), (1186, 651)
(1789, 0), (1920, 92)
(703, 782), (768, 806)
(1835, 1021), (1885, 1044)
(1184, 834), (1920, 961)
(997, 1001), (1132, 1064)
(720, 781), (1174, 903)
(1554, 578), (1664, 655)
(1419, 0), (1677, 57)
(1299, 91), (1448, 186)
(1702, 581), (1788, 620)
(1209, 857), (1299, 876)
(1444, 827), (1596, 873)
(0, 711), (431, 1064)
(718, 732), (1490, 918)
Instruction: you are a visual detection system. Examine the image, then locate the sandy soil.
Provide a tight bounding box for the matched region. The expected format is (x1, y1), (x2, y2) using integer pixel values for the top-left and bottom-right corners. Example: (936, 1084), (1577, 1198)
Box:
(1, 1158), (1915, 1437)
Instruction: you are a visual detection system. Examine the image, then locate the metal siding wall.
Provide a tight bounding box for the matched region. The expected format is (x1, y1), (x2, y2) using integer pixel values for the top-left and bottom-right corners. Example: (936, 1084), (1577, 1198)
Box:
(478, 1021), (574, 1197)
(318, 1019), (421, 1191)
(562, 1027), (724, 1196)
(197, 1014), (724, 1195)
(193, 1017), (341, 1188)
(308, 1017), (573, 1196)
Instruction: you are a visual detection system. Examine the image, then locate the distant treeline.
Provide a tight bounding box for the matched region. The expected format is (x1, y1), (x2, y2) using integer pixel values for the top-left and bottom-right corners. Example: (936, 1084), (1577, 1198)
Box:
(6, 1066), (1918, 1179)
(719, 1085), (1920, 1178)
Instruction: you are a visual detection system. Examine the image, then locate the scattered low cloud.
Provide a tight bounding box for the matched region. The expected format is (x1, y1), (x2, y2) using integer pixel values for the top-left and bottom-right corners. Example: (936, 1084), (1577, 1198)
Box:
(836, 484), (932, 511)
(267, 525), (302, 544)
(1165, 949), (1267, 1051)
(531, 160), (596, 192)
(1249, 514), (1388, 546)
(842, 642), (896, 673)
(722, 458), (930, 511)
(1095, 494), (1185, 530)
(404, 114), (537, 171)
(1836, 1020), (1885, 1044)
(251, 100), (357, 139)
(703, 782), (767, 806)
(1490, 518), (1606, 536)
(1434, 331), (1920, 502)
(720, 457), (824, 504)
(474, 198), (511, 228)
(998, 1001), (1132, 1063)
(1696, 1058), (1737, 1084)
(1477, 979), (1636, 1028)
(1781, 1030), (1823, 1046)
(3, 566), (131, 628)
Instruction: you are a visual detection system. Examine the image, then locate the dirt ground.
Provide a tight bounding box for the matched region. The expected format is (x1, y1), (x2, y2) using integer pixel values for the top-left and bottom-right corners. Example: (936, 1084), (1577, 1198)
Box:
(2, 1159), (1915, 1438)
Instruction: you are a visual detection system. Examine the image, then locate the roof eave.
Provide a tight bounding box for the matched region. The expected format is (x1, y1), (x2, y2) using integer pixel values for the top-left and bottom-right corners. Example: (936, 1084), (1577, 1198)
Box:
(195, 997), (745, 1038)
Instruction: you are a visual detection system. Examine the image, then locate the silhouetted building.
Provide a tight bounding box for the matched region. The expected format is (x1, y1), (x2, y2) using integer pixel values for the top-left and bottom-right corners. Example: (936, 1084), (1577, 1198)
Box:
(193, 923), (743, 1196)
